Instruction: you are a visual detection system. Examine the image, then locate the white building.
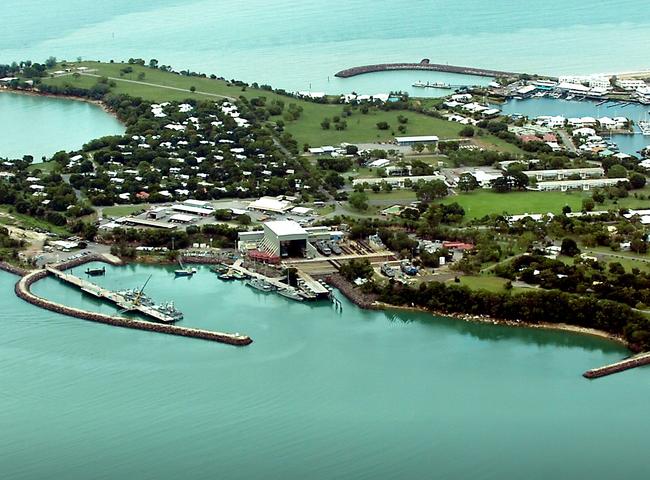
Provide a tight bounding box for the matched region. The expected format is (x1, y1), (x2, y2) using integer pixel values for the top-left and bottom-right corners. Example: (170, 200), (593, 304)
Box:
(616, 79), (647, 91)
(395, 136), (439, 146)
(258, 221), (309, 257)
(523, 168), (604, 181)
(536, 178), (626, 192)
(248, 196), (294, 214)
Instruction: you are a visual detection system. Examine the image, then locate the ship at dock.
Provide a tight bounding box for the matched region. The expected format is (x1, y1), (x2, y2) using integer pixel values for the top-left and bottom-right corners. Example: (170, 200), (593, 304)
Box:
(412, 81), (452, 89)
(174, 259), (196, 277)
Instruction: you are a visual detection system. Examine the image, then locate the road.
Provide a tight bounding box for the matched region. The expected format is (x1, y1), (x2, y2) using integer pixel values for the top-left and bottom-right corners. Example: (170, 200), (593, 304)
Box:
(558, 129), (577, 154)
(58, 72), (237, 101)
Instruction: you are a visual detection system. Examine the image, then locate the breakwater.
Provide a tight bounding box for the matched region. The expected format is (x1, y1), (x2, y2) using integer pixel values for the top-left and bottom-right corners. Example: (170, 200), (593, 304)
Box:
(0, 261), (28, 277)
(583, 351), (650, 379)
(335, 59), (520, 79)
(15, 266), (252, 346)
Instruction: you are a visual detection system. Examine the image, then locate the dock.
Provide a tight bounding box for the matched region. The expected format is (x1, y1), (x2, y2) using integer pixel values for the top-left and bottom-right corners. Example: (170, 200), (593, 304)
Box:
(335, 59), (521, 79)
(46, 266), (180, 323)
(16, 269), (252, 346)
(583, 352), (650, 379)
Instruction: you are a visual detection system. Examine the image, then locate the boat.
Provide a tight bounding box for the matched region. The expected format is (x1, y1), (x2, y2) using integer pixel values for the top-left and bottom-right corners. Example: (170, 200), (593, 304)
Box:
(154, 301), (184, 321)
(174, 259), (196, 277)
(209, 263), (229, 274)
(231, 271), (249, 280)
(218, 273), (235, 281)
(277, 287), (304, 302)
(639, 121), (650, 136)
(411, 81), (452, 89)
(245, 278), (276, 292)
(85, 266), (105, 276)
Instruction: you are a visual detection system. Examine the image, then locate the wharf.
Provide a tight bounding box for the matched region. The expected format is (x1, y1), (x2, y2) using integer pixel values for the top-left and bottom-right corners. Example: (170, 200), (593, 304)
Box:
(46, 266), (178, 323)
(583, 352), (650, 379)
(16, 269), (252, 346)
(335, 59), (521, 79)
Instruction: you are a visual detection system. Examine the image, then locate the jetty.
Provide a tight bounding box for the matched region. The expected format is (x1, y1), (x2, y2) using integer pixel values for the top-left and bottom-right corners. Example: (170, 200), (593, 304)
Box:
(16, 268), (252, 346)
(335, 59), (520, 79)
(46, 266), (180, 323)
(583, 352), (650, 379)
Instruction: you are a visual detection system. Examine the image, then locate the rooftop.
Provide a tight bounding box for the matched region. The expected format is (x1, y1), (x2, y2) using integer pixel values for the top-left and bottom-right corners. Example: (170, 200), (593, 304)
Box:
(264, 220), (308, 237)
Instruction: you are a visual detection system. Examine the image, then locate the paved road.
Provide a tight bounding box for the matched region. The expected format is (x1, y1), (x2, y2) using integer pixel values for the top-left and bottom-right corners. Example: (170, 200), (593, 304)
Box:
(72, 72), (236, 101)
(558, 129), (577, 154)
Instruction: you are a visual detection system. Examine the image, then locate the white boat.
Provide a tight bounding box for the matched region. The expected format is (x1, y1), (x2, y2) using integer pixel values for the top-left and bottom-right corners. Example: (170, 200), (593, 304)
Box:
(174, 259), (196, 277)
(277, 287), (304, 302)
(246, 278), (275, 292)
(639, 121), (650, 136)
(412, 81), (452, 89)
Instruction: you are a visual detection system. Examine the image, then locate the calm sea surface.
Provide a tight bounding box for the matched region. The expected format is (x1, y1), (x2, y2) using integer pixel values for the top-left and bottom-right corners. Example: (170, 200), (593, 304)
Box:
(1, 263), (649, 479)
(0, 91), (124, 160)
(3, 3), (650, 477)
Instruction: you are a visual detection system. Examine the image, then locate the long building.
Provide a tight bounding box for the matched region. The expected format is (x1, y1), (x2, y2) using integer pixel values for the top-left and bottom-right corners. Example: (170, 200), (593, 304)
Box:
(535, 178), (625, 192)
(523, 168), (604, 182)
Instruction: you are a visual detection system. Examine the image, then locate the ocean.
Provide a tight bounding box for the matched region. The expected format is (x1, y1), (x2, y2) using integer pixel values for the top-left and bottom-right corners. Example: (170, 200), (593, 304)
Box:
(2, 263), (649, 479)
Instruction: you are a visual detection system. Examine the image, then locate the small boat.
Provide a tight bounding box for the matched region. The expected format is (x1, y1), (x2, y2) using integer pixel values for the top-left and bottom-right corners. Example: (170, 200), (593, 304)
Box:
(209, 263), (229, 274)
(277, 287), (304, 302)
(245, 278), (275, 292)
(218, 273), (235, 281)
(639, 121), (650, 136)
(174, 259), (196, 277)
(231, 271), (249, 280)
(85, 266), (105, 276)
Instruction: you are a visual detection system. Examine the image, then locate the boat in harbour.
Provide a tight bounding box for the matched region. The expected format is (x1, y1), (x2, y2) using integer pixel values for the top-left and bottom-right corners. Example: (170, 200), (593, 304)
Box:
(174, 259), (196, 277)
(85, 266), (106, 276)
(638, 121), (650, 136)
(412, 81), (452, 89)
(245, 278), (276, 292)
(277, 287), (304, 302)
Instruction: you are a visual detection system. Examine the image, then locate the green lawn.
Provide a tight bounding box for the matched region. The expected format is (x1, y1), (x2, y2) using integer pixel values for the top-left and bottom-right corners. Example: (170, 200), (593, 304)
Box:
(27, 160), (60, 174)
(442, 190), (590, 219)
(0, 207), (70, 236)
(453, 275), (514, 293)
(102, 204), (150, 217)
(41, 61), (517, 151)
(367, 190), (418, 202)
(473, 136), (525, 155)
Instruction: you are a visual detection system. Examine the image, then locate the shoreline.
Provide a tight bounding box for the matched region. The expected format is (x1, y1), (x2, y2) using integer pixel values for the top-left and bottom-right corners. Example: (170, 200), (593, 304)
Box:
(0, 87), (123, 123)
(373, 301), (630, 349)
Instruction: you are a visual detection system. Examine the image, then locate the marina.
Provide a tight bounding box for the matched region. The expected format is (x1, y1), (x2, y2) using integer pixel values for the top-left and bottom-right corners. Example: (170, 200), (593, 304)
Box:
(46, 266), (183, 323)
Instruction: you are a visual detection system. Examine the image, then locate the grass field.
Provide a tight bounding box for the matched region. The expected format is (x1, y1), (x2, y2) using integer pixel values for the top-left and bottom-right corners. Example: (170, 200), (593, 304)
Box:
(442, 190), (590, 219)
(0, 207), (70, 236)
(41, 62), (522, 152)
(27, 160), (60, 173)
(452, 275), (516, 293)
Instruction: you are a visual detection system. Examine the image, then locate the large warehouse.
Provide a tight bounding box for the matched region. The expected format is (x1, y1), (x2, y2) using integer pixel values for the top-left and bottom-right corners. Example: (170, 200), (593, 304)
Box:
(259, 221), (309, 257)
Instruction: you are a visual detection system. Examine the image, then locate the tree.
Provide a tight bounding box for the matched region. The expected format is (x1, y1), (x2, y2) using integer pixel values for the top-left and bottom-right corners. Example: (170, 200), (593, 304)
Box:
(348, 191), (369, 211)
(320, 118), (331, 130)
(582, 198), (595, 212)
(607, 164), (627, 178)
(376, 121), (390, 130)
(411, 143), (425, 154)
(459, 126), (475, 137)
(189, 85), (196, 93)
(45, 56), (57, 68)
(562, 205), (572, 215)
(339, 258), (374, 281)
(629, 173), (647, 189)
(560, 238), (580, 257)
(414, 180), (448, 204)
(149, 59), (159, 69)
(458, 173), (479, 192)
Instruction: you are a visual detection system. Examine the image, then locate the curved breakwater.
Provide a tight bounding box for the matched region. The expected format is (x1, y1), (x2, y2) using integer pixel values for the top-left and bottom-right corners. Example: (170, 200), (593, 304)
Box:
(12, 258), (252, 347)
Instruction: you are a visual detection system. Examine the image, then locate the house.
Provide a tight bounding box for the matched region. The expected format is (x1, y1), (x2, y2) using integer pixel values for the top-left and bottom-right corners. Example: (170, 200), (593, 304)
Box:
(616, 79), (647, 91)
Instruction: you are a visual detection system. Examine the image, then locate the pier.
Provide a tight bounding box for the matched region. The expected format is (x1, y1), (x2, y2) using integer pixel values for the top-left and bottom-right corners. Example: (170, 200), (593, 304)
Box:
(16, 269), (252, 346)
(583, 352), (650, 379)
(335, 59), (521, 79)
(46, 266), (179, 323)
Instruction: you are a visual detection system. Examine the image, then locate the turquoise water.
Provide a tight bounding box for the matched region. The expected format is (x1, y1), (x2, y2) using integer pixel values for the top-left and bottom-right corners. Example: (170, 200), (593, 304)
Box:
(500, 98), (650, 155)
(2, 1), (650, 94)
(0, 91), (124, 160)
(1, 263), (648, 479)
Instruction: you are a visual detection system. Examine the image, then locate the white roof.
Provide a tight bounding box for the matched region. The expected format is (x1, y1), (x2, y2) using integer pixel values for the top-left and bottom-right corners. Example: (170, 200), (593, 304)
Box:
(169, 214), (195, 222)
(395, 136), (439, 143)
(248, 196), (293, 213)
(264, 220), (307, 237)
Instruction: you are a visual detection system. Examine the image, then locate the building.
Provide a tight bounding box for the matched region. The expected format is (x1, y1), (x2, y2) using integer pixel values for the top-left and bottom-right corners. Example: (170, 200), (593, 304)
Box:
(523, 167), (604, 182)
(616, 79), (647, 91)
(248, 196), (294, 214)
(395, 135), (439, 147)
(635, 86), (650, 105)
(169, 213), (196, 224)
(535, 178), (625, 192)
(171, 204), (213, 217)
(516, 85), (537, 98)
(238, 222), (338, 258)
(352, 174), (446, 189)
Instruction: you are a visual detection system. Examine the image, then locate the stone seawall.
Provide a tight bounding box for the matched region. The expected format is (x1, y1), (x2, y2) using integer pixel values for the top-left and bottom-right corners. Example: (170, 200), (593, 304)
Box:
(0, 261), (28, 277)
(15, 269), (253, 346)
(335, 61), (520, 79)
